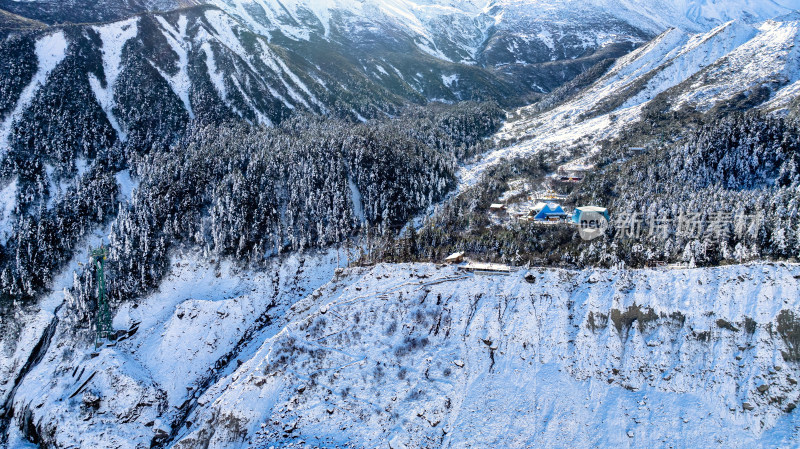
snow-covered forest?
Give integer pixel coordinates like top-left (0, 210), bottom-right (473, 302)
top-left (0, 102), bottom-right (503, 302)
top-left (577, 111), bottom-right (800, 266)
top-left (402, 110), bottom-right (800, 268)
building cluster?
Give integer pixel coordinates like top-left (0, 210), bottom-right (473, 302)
top-left (488, 165), bottom-right (609, 225)
top-left (445, 165), bottom-right (610, 272)
top-left (489, 201), bottom-right (608, 225)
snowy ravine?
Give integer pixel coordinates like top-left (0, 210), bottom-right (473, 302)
top-left (3, 258), bottom-right (800, 448)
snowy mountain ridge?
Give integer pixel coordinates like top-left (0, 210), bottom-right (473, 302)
top-left (4, 0), bottom-right (798, 70)
top-left (600, 0), bottom-right (800, 32)
top-left (463, 12), bottom-right (800, 187)
top-left (197, 0), bottom-right (800, 67)
top-left (3, 253), bottom-right (800, 448)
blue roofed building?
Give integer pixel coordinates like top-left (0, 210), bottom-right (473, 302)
top-left (532, 202), bottom-right (568, 221)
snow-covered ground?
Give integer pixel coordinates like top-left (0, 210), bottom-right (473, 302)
top-left (177, 261), bottom-right (800, 448)
top-left (4, 255), bottom-right (800, 448)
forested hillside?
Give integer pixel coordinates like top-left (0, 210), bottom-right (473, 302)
top-left (383, 109), bottom-right (800, 269)
top-left (0, 3), bottom-right (518, 306)
top-left (575, 111), bottom-right (800, 266)
top-left (0, 102), bottom-right (503, 302)
top-left (0, 5), bottom-right (527, 160)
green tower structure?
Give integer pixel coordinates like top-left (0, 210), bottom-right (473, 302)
top-left (90, 246), bottom-right (113, 349)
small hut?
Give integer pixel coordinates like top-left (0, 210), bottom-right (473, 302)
top-left (489, 203), bottom-right (507, 213)
top-left (445, 251), bottom-right (465, 264)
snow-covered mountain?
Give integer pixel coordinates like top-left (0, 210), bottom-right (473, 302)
top-left (0, 0), bottom-right (193, 25)
top-left (465, 13), bottom-right (800, 186)
top-left (580, 0), bottom-right (800, 32)
top-left (1, 2), bottom-right (800, 448)
top-left (3, 253), bottom-right (799, 448)
top-left (182, 0), bottom-right (800, 70)
top-left (0, 4), bottom-right (527, 160)
top-left (4, 0), bottom-right (799, 71)
top-left (202, 0), bottom-right (648, 67)
top-left (3, 0), bottom-right (795, 137)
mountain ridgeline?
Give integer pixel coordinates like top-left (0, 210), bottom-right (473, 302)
top-left (0, 0), bottom-right (190, 25)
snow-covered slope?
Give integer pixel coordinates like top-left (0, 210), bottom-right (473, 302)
top-left (4, 257), bottom-right (800, 448)
top-left (177, 262), bottom-right (800, 448)
top-left (681, 14), bottom-right (800, 112)
top-left (2, 249), bottom-right (348, 448)
top-left (201, 0), bottom-right (800, 69)
top-left (0, 5), bottom-right (528, 159)
top-left (463, 13), bottom-right (800, 187)
top-left (0, 30), bottom-right (68, 152)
